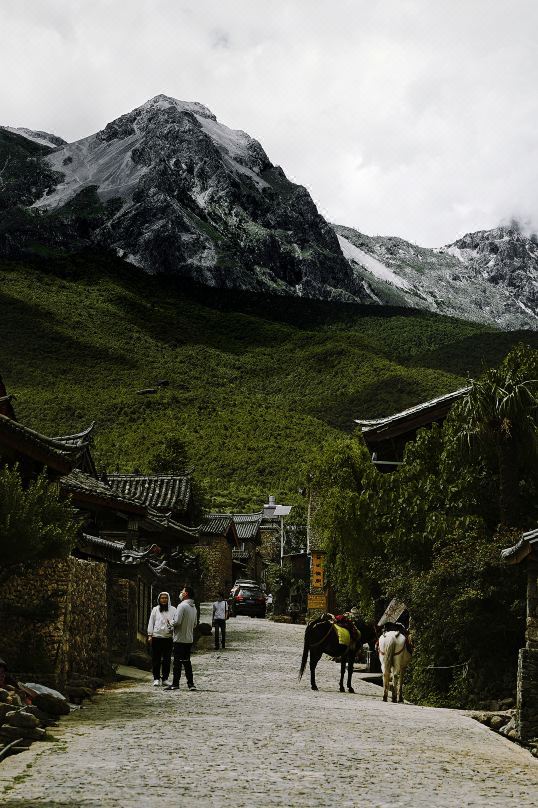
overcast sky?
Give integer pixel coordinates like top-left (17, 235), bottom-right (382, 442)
top-left (2, 0), bottom-right (537, 246)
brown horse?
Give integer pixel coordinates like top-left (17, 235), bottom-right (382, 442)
top-left (299, 617), bottom-right (360, 693)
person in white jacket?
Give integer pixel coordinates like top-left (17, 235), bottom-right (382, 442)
top-left (147, 592), bottom-right (175, 686)
top-left (165, 585), bottom-right (198, 691)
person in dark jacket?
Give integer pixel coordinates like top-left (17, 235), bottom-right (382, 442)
top-left (212, 592), bottom-right (228, 650)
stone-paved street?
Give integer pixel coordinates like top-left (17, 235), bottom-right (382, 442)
top-left (1, 606), bottom-right (537, 807)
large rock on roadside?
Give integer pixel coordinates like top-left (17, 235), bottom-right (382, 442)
top-left (67, 676), bottom-right (105, 689)
top-left (489, 715), bottom-right (510, 731)
top-left (23, 704), bottom-right (57, 726)
top-left (0, 688), bottom-right (22, 706)
top-left (67, 686), bottom-right (94, 703)
top-left (0, 703), bottom-right (15, 722)
top-left (33, 693), bottom-right (70, 716)
top-left (6, 710), bottom-right (40, 729)
top-left (0, 724), bottom-right (46, 741)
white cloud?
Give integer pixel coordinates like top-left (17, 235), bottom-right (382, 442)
top-left (1, 0), bottom-right (537, 245)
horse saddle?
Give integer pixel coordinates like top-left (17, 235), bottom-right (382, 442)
top-left (333, 623), bottom-right (351, 647)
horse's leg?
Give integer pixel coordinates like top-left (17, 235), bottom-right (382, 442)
top-left (347, 650), bottom-right (355, 693)
top-left (398, 663), bottom-right (406, 703)
top-left (382, 666), bottom-right (390, 702)
top-left (392, 669), bottom-right (399, 703)
top-left (339, 657), bottom-right (346, 692)
top-left (310, 649), bottom-right (322, 691)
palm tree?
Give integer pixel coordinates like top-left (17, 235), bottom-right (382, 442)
top-left (455, 345), bottom-right (537, 526)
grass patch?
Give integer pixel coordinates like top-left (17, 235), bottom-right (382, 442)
top-left (1, 249), bottom-right (535, 510)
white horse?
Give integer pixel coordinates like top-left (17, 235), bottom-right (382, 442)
top-left (377, 630), bottom-right (412, 703)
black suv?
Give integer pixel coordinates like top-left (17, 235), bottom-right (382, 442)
top-left (229, 585), bottom-right (266, 618)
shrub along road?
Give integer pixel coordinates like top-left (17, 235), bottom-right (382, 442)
top-left (1, 608), bottom-right (537, 807)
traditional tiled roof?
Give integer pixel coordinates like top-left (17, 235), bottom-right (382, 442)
top-left (0, 414), bottom-right (95, 473)
top-left (355, 386), bottom-right (471, 441)
top-left (233, 513), bottom-right (263, 541)
top-left (200, 514), bottom-right (234, 536)
top-left (53, 423), bottom-right (95, 448)
top-left (143, 507), bottom-right (200, 542)
top-left (200, 512), bottom-right (262, 542)
top-left (501, 528), bottom-right (538, 565)
top-left (78, 534), bottom-right (183, 580)
top-left (60, 469), bottom-right (146, 514)
top-left (0, 395), bottom-right (16, 420)
top-left (78, 533), bottom-right (124, 562)
top-left (0, 376), bottom-right (16, 419)
top-left (107, 474), bottom-right (192, 513)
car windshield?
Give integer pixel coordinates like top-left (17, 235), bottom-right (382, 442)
top-left (239, 588), bottom-right (263, 597)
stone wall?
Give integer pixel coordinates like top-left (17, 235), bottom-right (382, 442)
top-left (0, 557), bottom-right (108, 692)
top-left (196, 538), bottom-right (233, 602)
top-left (107, 574), bottom-right (137, 661)
top-left (516, 647), bottom-right (538, 742)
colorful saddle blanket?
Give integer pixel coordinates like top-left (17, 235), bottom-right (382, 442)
top-left (334, 624), bottom-right (351, 647)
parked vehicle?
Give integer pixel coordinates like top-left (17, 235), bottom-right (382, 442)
top-left (232, 579), bottom-right (257, 590)
top-left (229, 585), bottom-right (266, 618)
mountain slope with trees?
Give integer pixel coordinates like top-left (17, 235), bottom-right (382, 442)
top-left (2, 250), bottom-right (537, 511)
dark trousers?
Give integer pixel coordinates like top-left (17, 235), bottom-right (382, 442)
top-left (214, 618), bottom-right (226, 649)
top-left (151, 637), bottom-right (173, 681)
top-left (172, 642), bottom-right (194, 687)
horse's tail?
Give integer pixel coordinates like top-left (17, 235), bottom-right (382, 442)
top-left (384, 633), bottom-right (397, 671)
top-left (299, 624), bottom-right (311, 680)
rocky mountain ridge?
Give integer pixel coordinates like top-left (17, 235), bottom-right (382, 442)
top-left (0, 96), bottom-right (365, 303)
top-left (334, 223), bottom-right (538, 330)
top-left (1, 95), bottom-right (537, 328)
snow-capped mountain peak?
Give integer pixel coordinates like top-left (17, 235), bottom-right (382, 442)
top-left (333, 223), bottom-right (538, 330)
top-left (5, 96), bottom-right (362, 302)
top-left (1, 126), bottom-right (66, 149)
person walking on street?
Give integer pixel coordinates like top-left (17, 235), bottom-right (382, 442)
top-left (165, 585), bottom-right (198, 691)
top-left (212, 592), bottom-right (228, 650)
top-left (147, 591), bottom-right (175, 686)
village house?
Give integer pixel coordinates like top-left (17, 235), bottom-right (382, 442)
top-left (305, 386), bottom-right (470, 617)
top-left (0, 384), bottom-right (202, 688)
top-left (195, 512), bottom-right (264, 601)
top-left (355, 386), bottom-right (470, 471)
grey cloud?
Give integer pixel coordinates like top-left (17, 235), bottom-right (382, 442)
top-left (1, 0), bottom-right (537, 246)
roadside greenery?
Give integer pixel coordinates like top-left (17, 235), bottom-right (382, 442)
top-left (0, 466), bottom-right (79, 579)
top-left (311, 345), bottom-right (538, 707)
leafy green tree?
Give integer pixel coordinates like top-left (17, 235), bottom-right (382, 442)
top-left (0, 466), bottom-right (79, 578)
top-left (147, 433), bottom-right (207, 523)
top-left (310, 346), bottom-right (537, 705)
top-left (148, 435), bottom-right (190, 474)
top-left (454, 344), bottom-right (538, 526)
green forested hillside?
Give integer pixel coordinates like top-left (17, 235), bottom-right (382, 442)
top-left (2, 250), bottom-right (537, 510)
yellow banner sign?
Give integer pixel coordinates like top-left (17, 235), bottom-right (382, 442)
top-left (308, 593), bottom-right (328, 610)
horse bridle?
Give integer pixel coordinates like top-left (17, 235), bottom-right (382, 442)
top-left (377, 646), bottom-right (405, 657)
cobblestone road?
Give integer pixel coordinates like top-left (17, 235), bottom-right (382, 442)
top-left (1, 606), bottom-right (537, 807)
